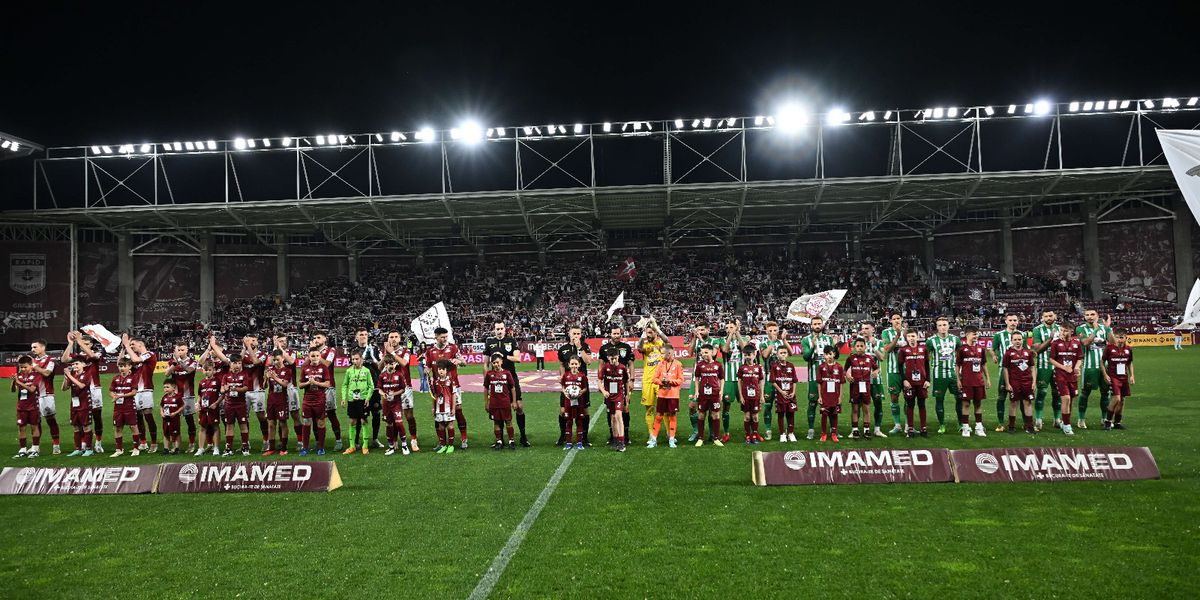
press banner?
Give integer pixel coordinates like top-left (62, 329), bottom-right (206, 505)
top-left (951, 447), bottom-right (1159, 483)
top-left (752, 449), bottom-right (954, 486)
top-left (0, 465), bottom-right (157, 495)
top-left (154, 461), bottom-right (343, 493)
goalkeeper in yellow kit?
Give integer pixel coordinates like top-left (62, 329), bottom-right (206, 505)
top-left (638, 319), bottom-right (667, 439)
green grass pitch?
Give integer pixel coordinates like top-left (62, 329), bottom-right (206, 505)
top-left (1, 347), bottom-right (1197, 599)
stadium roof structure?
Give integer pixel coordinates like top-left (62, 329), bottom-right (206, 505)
top-left (4, 97), bottom-right (1196, 256)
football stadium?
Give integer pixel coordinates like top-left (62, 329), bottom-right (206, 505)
top-left (2, 5), bottom-right (1200, 599)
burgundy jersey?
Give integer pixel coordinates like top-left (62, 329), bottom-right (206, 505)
top-left (598, 362), bottom-right (630, 401)
top-left (816, 362), bottom-right (844, 404)
top-left (693, 360), bottom-right (724, 400)
top-left (300, 364), bottom-right (332, 406)
top-left (1102, 344), bottom-right (1134, 381)
top-left (318, 346), bottom-right (338, 387)
top-left (385, 347), bottom-right (413, 387)
top-left (241, 350), bottom-right (268, 391)
top-left (265, 365), bottom-right (294, 400)
top-left (32, 354), bottom-right (56, 393)
top-left (560, 371), bottom-right (587, 402)
top-left (222, 371), bottom-right (250, 407)
top-left (769, 361), bottom-right (798, 398)
top-left (132, 351), bottom-right (157, 391)
top-left (1002, 347), bottom-right (1035, 388)
top-left (160, 391), bottom-right (183, 416)
top-left (65, 372), bottom-right (90, 410)
top-left (14, 372), bottom-right (41, 411)
top-left (957, 345), bottom-right (987, 387)
top-left (430, 374), bottom-right (456, 413)
top-left (483, 369), bottom-right (516, 409)
top-left (67, 351), bottom-right (102, 386)
top-left (844, 354), bottom-right (876, 383)
top-left (1050, 339), bottom-right (1083, 381)
top-left (198, 375), bottom-right (221, 410)
top-left (737, 363), bottom-right (764, 402)
top-left (166, 357), bottom-right (200, 397)
top-left (425, 343), bottom-right (461, 386)
top-left (109, 374), bottom-right (137, 413)
top-left (378, 370), bottom-right (408, 401)
top-left (898, 344), bottom-right (928, 384)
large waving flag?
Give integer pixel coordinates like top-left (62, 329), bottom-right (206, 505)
top-left (786, 289), bottom-right (847, 323)
top-left (1157, 130), bottom-right (1200, 226)
top-left (1181, 280), bottom-right (1200, 328)
top-left (410, 302), bottom-right (455, 344)
top-left (81, 323), bottom-right (122, 353)
top-left (606, 292), bottom-right (625, 319)
top-left (615, 256), bottom-right (637, 282)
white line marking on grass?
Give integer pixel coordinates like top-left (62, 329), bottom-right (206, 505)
top-left (468, 409), bottom-right (607, 600)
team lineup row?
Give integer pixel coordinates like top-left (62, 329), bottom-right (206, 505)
top-left (7, 309), bottom-right (1135, 458)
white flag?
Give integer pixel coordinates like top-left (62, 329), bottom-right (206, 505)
top-left (1157, 129), bottom-right (1200, 226)
top-left (410, 302), bottom-right (455, 345)
top-left (606, 292), bottom-right (625, 319)
top-left (81, 323), bottom-right (122, 353)
top-left (786, 289), bottom-right (847, 323)
top-left (1181, 279), bottom-right (1200, 327)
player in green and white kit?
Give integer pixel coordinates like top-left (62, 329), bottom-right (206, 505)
top-left (925, 317), bottom-right (962, 434)
top-left (1030, 310), bottom-right (1063, 430)
top-left (879, 313), bottom-right (908, 435)
top-left (988, 314), bottom-right (1023, 432)
top-left (858, 322), bottom-right (889, 438)
top-left (757, 321), bottom-right (789, 440)
top-left (687, 324), bottom-right (715, 442)
top-left (800, 316), bottom-right (838, 440)
top-left (720, 321), bottom-right (750, 441)
top-left (1075, 310), bottom-right (1113, 429)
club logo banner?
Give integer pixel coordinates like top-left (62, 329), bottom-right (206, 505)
top-left (752, 449), bottom-right (954, 486)
top-left (952, 447), bottom-right (1159, 483)
top-left (155, 461), bottom-right (343, 493)
top-left (9, 253), bottom-right (46, 296)
top-left (0, 465), bottom-right (157, 495)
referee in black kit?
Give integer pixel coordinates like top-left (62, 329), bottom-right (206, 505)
top-left (353, 327), bottom-right (385, 448)
top-left (598, 325), bottom-right (635, 446)
top-left (484, 321), bottom-right (530, 446)
top-left (557, 325), bottom-right (592, 447)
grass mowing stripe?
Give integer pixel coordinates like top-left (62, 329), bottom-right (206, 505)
top-left (468, 409), bottom-right (606, 600)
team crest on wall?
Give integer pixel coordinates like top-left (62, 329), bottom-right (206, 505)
top-left (9, 253), bottom-right (46, 296)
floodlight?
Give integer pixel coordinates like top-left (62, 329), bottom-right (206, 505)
top-left (91, 146), bottom-right (101, 154)
top-left (139, 144), bottom-right (151, 153)
top-left (602, 122), bottom-right (612, 132)
top-left (1142, 99), bottom-right (1154, 109)
top-left (338, 135), bottom-right (348, 144)
top-left (207, 140), bottom-right (217, 150)
top-left (1069, 102), bottom-right (1080, 112)
top-left (1007, 104), bottom-right (1017, 114)
top-left (417, 128), bottom-right (434, 141)
top-left (701, 117), bottom-right (711, 128)
top-left (247, 138), bottom-right (257, 148)
top-left (674, 119), bottom-right (684, 128)
top-left (1082, 101), bottom-right (1093, 111)
top-left (315, 135), bottom-right (326, 145)
top-left (691, 119), bottom-right (700, 128)
top-left (883, 110), bottom-right (893, 119)
top-left (753, 116), bottom-right (764, 126)
top-left (574, 123), bottom-right (584, 134)
top-left (522, 126), bottom-right (533, 136)
top-left (8, 142), bottom-right (17, 152)
top-left (1119, 100), bottom-right (1131, 109)
top-left (184, 142), bottom-right (196, 151)
top-left (375, 133), bottom-right (383, 142)
top-left (725, 118), bottom-right (737, 127)
top-left (1107, 100), bottom-right (1117, 110)
top-left (775, 104), bottom-right (806, 132)
top-left (496, 127), bottom-right (506, 137)
top-left (1189, 97), bottom-right (1199, 106)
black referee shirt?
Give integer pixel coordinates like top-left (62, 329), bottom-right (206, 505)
top-left (484, 336), bottom-right (520, 373)
top-left (558, 342), bottom-right (590, 374)
top-left (597, 341), bottom-right (635, 366)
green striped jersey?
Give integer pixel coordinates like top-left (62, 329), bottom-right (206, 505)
top-left (863, 338), bottom-right (884, 384)
top-left (925, 334), bottom-right (961, 380)
top-left (801, 333), bottom-right (836, 378)
top-left (722, 336), bottom-right (749, 379)
top-left (758, 338), bottom-right (787, 381)
top-left (1031, 323), bottom-right (1062, 369)
top-left (880, 328), bottom-right (904, 374)
top-left (991, 329), bottom-right (1024, 357)
top-left (1076, 323), bottom-right (1113, 369)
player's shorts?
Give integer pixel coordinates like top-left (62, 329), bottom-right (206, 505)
top-left (722, 380), bottom-right (739, 402)
top-left (776, 397), bottom-right (797, 413)
top-left (695, 396), bottom-right (722, 413)
top-left (1054, 378), bottom-right (1078, 398)
top-left (849, 390), bottom-right (872, 405)
top-left (489, 405), bottom-right (513, 422)
top-left (325, 388), bottom-right (337, 411)
top-left (562, 404), bottom-right (583, 420)
top-left (1009, 386), bottom-right (1034, 402)
top-left (394, 388), bottom-right (414, 410)
top-left (1109, 379), bottom-right (1131, 398)
top-left (960, 385), bottom-right (987, 401)
top-left (182, 395), bottom-right (197, 416)
top-left (932, 378), bottom-right (959, 396)
top-left (820, 402), bottom-right (842, 415)
top-left (887, 372), bottom-right (903, 396)
top-left (454, 387), bottom-right (463, 405)
top-left (1036, 367), bottom-right (1054, 387)
top-left (69, 406), bottom-right (92, 427)
top-left (384, 399), bottom-right (403, 423)
top-left (286, 386), bottom-right (300, 411)
top-left (347, 400), bottom-right (366, 419)
top-left (740, 396), bottom-right (760, 412)
top-left (15, 407), bottom-right (37, 427)
top-left (605, 395), bottom-right (627, 413)
top-left (246, 390), bottom-right (266, 413)
top-left (903, 385), bottom-right (928, 401)
top-left (162, 415), bottom-right (180, 437)
top-left (434, 410), bottom-right (455, 423)
top-left (112, 410), bottom-right (137, 428)
top-left (89, 385), bottom-right (103, 409)
top-left (302, 403), bottom-right (325, 422)
top-left (655, 397), bottom-right (679, 414)
top-left (871, 382), bottom-right (885, 400)
top-left (39, 394), bottom-right (57, 417)
top-left (199, 407), bottom-right (220, 428)
top-left (847, 380), bottom-right (872, 404)
top-left (134, 390), bottom-right (154, 411)
top-left (267, 395), bottom-right (289, 420)
top-left (223, 401), bottom-right (248, 424)
top-left (641, 380), bottom-right (659, 406)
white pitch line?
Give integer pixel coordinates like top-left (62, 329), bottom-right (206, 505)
top-left (467, 409), bottom-right (607, 600)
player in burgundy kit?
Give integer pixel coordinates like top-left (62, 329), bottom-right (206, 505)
top-left (196, 360), bottom-right (223, 456)
top-left (425, 327), bottom-right (468, 449)
top-left (1002, 331), bottom-right (1037, 434)
top-left (273, 333), bottom-right (304, 447)
top-left (121, 333), bottom-right (158, 452)
top-left (29, 340), bottom-right (62, 454)
top-left (898, 330), bottom-right (931, 438)
top-left (483, 354), bottom-right (518, 450)
top-left (1102, 328), bottom-right (1135, 430)
top-left (299, 349), bottom-right (333, 456)
top-left (383, 331), bottom-right (419, 452)
top-left (769, 346), bottom-right (798, 443)
top-left (816, 347), bottom-right (844, 442)
top-left (62, 359), bottom-right (96, 456)
top-left (955, 326), bottom-right (990, 437)
top-left (12, 356), bottom-right (44, 458)
top-left (63, 331), bottom-right (105, 452)
top-left (1048, 325), bottom-right (1083, 435)
top-left (310, 332), bottom-right (344, 451)
top-left (241, 335), bottom-right (270, 451)
top-left (560, 357), bottom-right (589, 450)
top-left (159, 381), bottom-right (185, 454)
top-left (844, 338), bottom-right (879, 439)
top-left (165, 342), bottom-right (200, 453)
top-left (221, 358), bottom-right (252, 455)
top-left (429, 359), bottom-right (459, 454)
top-left (598, 349), bottom-right (632, 452)
top-left (264, 350), bottom-right (294, 455)
top-left (736, 344), bottom-right (765, 443)
top-left (108, 359), bottom-right (143, 457)
top-left (693, 345), bottom-right (725, 447)
top-left (377, 354), bottom-right (411, 455)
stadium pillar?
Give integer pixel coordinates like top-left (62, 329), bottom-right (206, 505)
top-left (1083, 198), bottom-right (1103, 301)
top-left (348, 252), bottom-right (359, 284)
top-left (538, 249), bottom-right (547, 268)
top-left (1000, 218), bottom-right (1014, 281)
top-left (276, 242), bottom-right (288, 299)
top-left (199, 235), bottom-right (214, 323)
top-left (1174, 194), bottom-right (1195, 309)
top-left (851, 234), bottom-right (862, 262)
top-left (923, 234), bottom-right (935, 278)
top-left (117, 234), bottom-right (134, 330)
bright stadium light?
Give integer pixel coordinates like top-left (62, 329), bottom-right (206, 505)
top-left (573, 123), bottom-right (584, 134)
top-left (933, 107), bottom-right (945, 119)
top-left (522, 126), bottom-right (533, 136)
top-left (206, 140), bottom-right (217, 150)
top-left (1163, 97), bottom-right (1180, 108)
top-left (883, 110), bottom-right (894, 119)
top-left (775, 104), bottom-right (807, 132)
top-left (315, 135), bottom-right (326, 145)
top-left (495, 127), bottom-right (506, 137)
top-left (674, 118), bottom-right (684, 129)
top-left (139, 143), bottom-right (151, 153)
top-left (338, 135), bottom-right (348, 144)
top-left (184, 142), bottom-right (196, 151)
top-left (1120, 100), bottom-right (1131, 109)
top-left (1034, 100), bottom-right (1051, 115)
top-left (766, 116), bottom-right (775, 125)
top-left (91, 145), bottom-right (101, 154)
top-left (234, 138), bottom-right (247, 150)
top-left (8, 142), bottom-right (17, 152)
top-left (1142, 99), bottom-right (1155, 109)
top-left (691, 119), bottom-right (700, 128)
top-left (1082, 101), bottom-right (1093, 111)
top-left (826, 108), bottom-right (850, 125)
top-left (460, 121), bottom-right (483, 143)
top-left (388, 132), bottom-right (400, 142)
top-left (753, 115), bottom-right (765, 126)
top-left (1107, 100), bottom-right (1117, 110)
top-left (1007, 104), bottom-right (1017, 115)
top-left (247, 138), bottom-right (257, 148)
top-left (948, 107), bottom-right (959, 118)
top-left (602, 122), bottom-right (612, 132)
top-left (725, 117), bottom-right (737, 127)
top-left (374, 133), bottom-right (383, 142)
top-left (417, 128), bottom-right (434, 141)
top-left (1069, 101), bottom-right (1080, 112)
top-left (1, 141), bottom-right (10, 149)
top-left (281, 136), bottom-right (292, 146)
top-left (702, 117), bottom-right (712, 128)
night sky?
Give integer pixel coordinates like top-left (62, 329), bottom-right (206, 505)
top-left (2, 1), bottom-right (1197, 210)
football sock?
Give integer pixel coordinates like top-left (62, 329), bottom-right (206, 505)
top-left (873, 397), bottom-right (884, 427)
top-left (371, 410), bottom-right (381, 442)
top-left (667, 416), bottom-right (677, 438)
top-left (559, 415), bottom-right (567, 437)
top-left (891, 400), bottom-right (903, 428)
top-left (722, 407), bottom-right (730, 433)
top-left (136, 413), bottom-right (146, 439)
top-left (651, 415), bottom-right (663, 438)
top-left (960, 412), bottom-right (969, 425)
top-left (975, 412), bottom-right (984, 425)
top-left (564, 417), bottom-right (573, 441)
top-left (44, 416), bottom-right (59, 445)
top-left (84, 430), bottom-right (93, 447)
top-left (644, 406), bottom-right (655, 432)
top-left (605, 412), bottom-right (614, 440)
top-left (226, 432), bottom-right (234, 448)
top-left (751, 415), bottom-right (759, 436)
top-left (240, 430), bottom-right (249, 446)
top-left (1008, 415), bottom-right (1017, 430)
top-left (407, 415), bottom-right (418, 439)
top-left (576, 415), bottom-right (587, 442)
top-left (905, 401), bottom-right (914, 428)
top-left (114, 436), bottom-right (122, 451)
top-left (996, 396), bottom-right (1006, 423)
top-left (73, 430), bottom-right (81, 449)
top-left (830, 413), bottom-right (839, 433)
top-left (315, 425), bottom-right (326, 449)
top-left (1115, 409), bottom-right (1123, 425)
top-left (710, 416), bottom-right (720, 438)
top-left (259, 418), bottom-right (269, 443)
top-left (786, 412), bottom-right (795, 434)
top-left (455, 409), bottom-right (467, 440)
top-left (185, 414), bottom-right (196, 445)
top-left (689, 412), bottom-right (699, 434)
top-left (917, 400), bottom-right (927, 429)
top-left (1098, 386), bottom-right (1111, 419)
top-left (437, 427), bottom-right (446, 446)
top-left (302, 423), bottom-right (312, 448)
top-left (143, 414), bottom-right (157, 444)
top-left (1063, 411), bottom-right (1072, 426)
top-left (697, 415), bottom-right (706, 439)
top-left (1052, 393), bottom-right (1062, 420)
top-left (91, 408), bottom-right (104, 441)
top-left (1078, 387), bottom-right (1091, 420)
top-left (935, 393), bottom-right (946, 425)
top-left (506, 424), bottom-right (514, 441)
top-left (1023, 415), bottom-right (1033, 430)
top-left (763, 401), bottom-right (773, 429)
top-left (622, 412), bottom-right (630, 438)
top-left (743, 421), bottom-right (751, 437)
top-left (327, 411), bottom-right (341, 440)
top-left (806, 401), bottom-right (816, 430)
top-left (820, 413), bottom-right (828, 436)
top-left (1034, 387), bottom-right (1045, 420)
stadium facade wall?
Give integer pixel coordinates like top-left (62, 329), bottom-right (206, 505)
top-left (0, 241), bottom-right (72, 344)
top-left (133, 252), bottom-right (199, 323)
